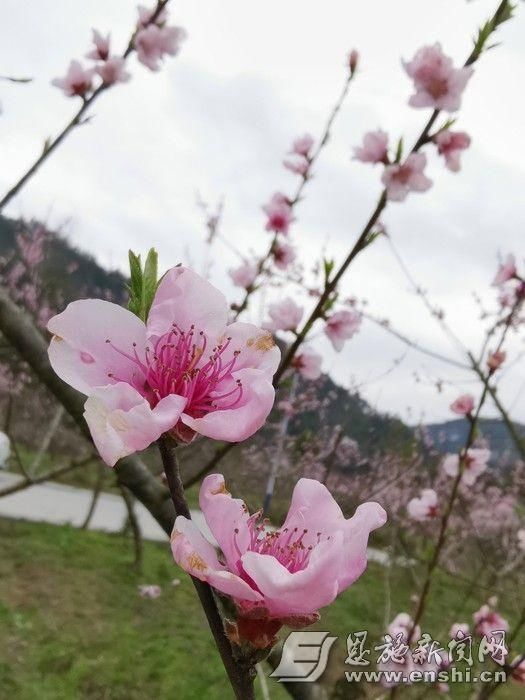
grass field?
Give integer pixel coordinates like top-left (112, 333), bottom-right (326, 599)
top-left (0, 518), bottom-right (523, 699)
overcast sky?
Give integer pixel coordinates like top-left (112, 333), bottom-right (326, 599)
top-left (1, 0), bottom-right (524, 426)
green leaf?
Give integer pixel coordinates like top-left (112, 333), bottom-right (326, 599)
top-left (127, 248), bottom-right (160, 322)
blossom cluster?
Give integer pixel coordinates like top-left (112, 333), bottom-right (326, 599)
top-left (353, 43), bottom-right (473, 201)
top-left (52, 4), bottom-right (186, 98)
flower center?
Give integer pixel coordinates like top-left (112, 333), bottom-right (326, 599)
top-left (106, 324), bottom-right (243, 419)
top-left (426, 76), bottom-right (448, 99)
top-left (235, 513), bottom-right (325, 575)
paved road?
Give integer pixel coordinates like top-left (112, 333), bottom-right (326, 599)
top-left (0, 471), bottom-right (388, 564)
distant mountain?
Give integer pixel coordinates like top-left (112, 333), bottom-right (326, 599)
top-left (425, 418), bottom-right (525, 467)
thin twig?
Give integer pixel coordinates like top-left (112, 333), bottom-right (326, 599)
top-left (0, 0), bottom-right (172, 211)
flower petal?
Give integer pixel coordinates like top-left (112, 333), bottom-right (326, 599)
top-left (220, 322), bottom-right (281, 378)
top-left (47, 299), bottom-right (147, 395)
top-left (199, 474), bottom-right (251, 572)
top-left (147, 266), bottom-right (229, 339)
top-left (282, 478), bottom-right (345, 546)
top-left (338, 502), bottom-right (387, 590)
top-left (181, 368), bottom-right (275, 442)
top-left (171, 516), bottom-right (262, 602)
top-left (241, 533), bottom-right (343, 617)
top-left (84, 383), bottom-right (186, 466)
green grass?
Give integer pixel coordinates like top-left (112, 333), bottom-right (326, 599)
top-left (0, 518), bottom-right (522, 699)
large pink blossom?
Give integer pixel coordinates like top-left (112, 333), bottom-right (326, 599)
top-left (171, 474), bottom-right (386, 644)
top-left (473, 603), bottom-right (509, 637)
top-left (492, 254), bottom-right (517, 287)
top-left (135, 24), bottom-right (187, 71)
top-left (442, 448), bottom-right (490, 486)
top-left (96, 57), bottom-right (131, 86)
top-left (403, 43), bottom-right (473, 112)
top-left (324, 310), bottom-right (361, 352)
top-left (407, 489), bottom-right (438, 521)
top-left (450, 393), bottom-right (474, 416)
top-left (272, 241), bottom-right (296, 270)
top-left (52, 61), bottom-right (94, 97)
top-left (263, 193), bottom-right (295, 235)
top-left (434, 130), bottom-right (471, 172)
top-left (265, 297), bottom-right (303, 332)
top-left (353, 130), bottom-right (389, 164)
top-left (292, 347), bottom-right (323, 380)
top-left (229, 261), bottom-right (258, 289)
top-left (382, 153), bottom-right (432, 202)
top-left (47, 267), bottom-right (280, 465)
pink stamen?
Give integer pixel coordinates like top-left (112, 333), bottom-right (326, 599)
top-left (106, 324), bottom-right (243, 420)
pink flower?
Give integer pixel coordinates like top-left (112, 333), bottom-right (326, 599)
top-left (434, 130), bottom-right (471, 172)
top-left (171, 474), bottom-right (386, 645)
top-left (517, 529), bottom-right (525, 551)
top-left (47, 267), bottom-right (280, 465)
top-left (135, 24), bottom-right (187, 71)
top-left (403, 43), bottom-right (473, 112)
top-left (492, 254), bottom-right (517, 287)
top-left (388, 613), bottom-right (421, 643)
top-left (487, 350), bottom-right (506, 372)
top-left (324, 310), bottom-right (361, 352)
top-left (450, 393), bottom-right (475, 416)
top-left (291, 134), bottom-right (314, 158)
top-left (272, 241), bottom-right (296, 270)
top-left (473, 603), bottom-right (509, 637)
top-left (96, 57), bottom-right (131, 86)
top-left (442, 448), bottom-right (490, 486)
top-left (407, 489), bottom-right (438, 521)
top-left (137, 4), bottom-right (168, 28)
top-left (283, 157), bottom-right (309, 176)
top-left (264, 297), bottom-right (303, 332)
top-left (348, 49), bottom-right (359, 74)
top-left (450, 622), bottom-right (470, 639)
top-left (292, 347), bottom-right (323, 380)
top-left (86, 29), bottom-right (111, 61)
top-left (138, 584), bottom-right (161, 598)
top-left (263, 193), bottom-right (295, 235)
top-left (382, 153), bottom-right (432, 202)
top-left (229, 261), bottom-right (258, 289)
top-left (52, 61), bottom-right (94, 97)
top-left (353, 130), bottom-right (389, 164)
